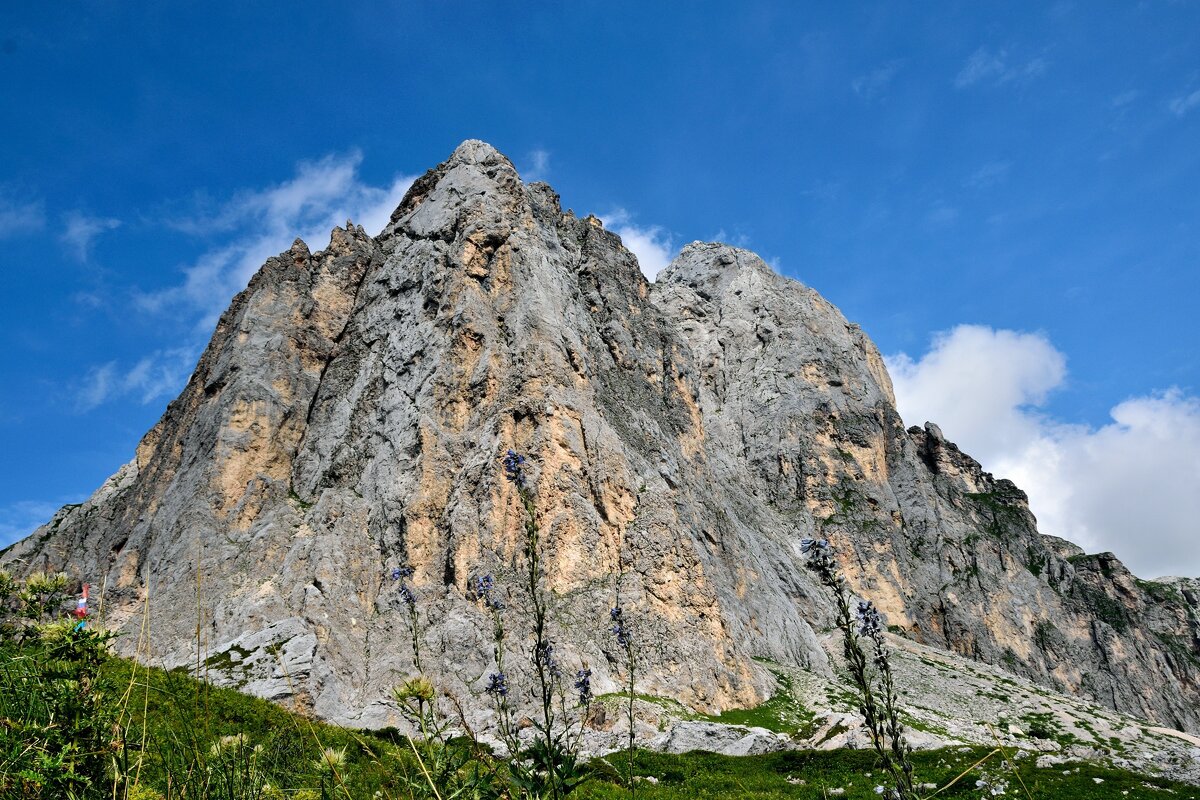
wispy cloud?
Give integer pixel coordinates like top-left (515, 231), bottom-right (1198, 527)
top-left (964, 160), bottom-right (1012, 189)
top-left (887, 325), bottom-right (1200, 578)
top-left (1168, 87), bottom-right (1200, 116)
top-left (0, 188), bottom-right (45, 239)
top-left (711, 228), bottom-right (751, 248)
top-left (601, 209), bottom-right (677, 282)
top-left (0, 499), bottom-right (69, 548)
top-left (1111, 89), bottom-right (1139, 108)
top-left (75, 346), bottom-right (198, 412)
top-left (955, 47), bottom-right (1047, 89)
top-left (522, 149), bottom-right (551, 182)
top-left (852, 60), bottom-right (903, 99)
top-left (61, 211), bottom-right (120, 262)
top-left (141, 151), bottom-right (415, 322)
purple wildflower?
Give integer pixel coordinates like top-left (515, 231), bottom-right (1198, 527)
top-left (800, 536), bottom-right (838, 581)
top-left (610, 606), bottom-right (630, 647)
top-left (485, 672), bottom-right (508, 698)
top-left (502, 449), bottom-right (527, 488)
top-left (471, 573), bottom-right (505, 611)
top-left (537, 641), bottom-right (561, 678)
top-left (574, 668), bottom-right (593, 707)
top-left (856, 599), bottom-right (883, 638)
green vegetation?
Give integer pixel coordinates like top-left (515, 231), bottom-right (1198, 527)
top-left (1020, 712), bottom-right (1080, 748)
top-left (1, 571), bottom-right (115, 799)
top-left (1025, 547), bottom-right (1047, 577)
top-left (3, 616), bottom-right (1199, 798)
top-left (1073, 585), bottom-right (1130, 633)
top-left (580, 748), bottom-right (1200, 799)
top-left (702, 670), bottom-right (818, 738)
top-left (1153, 631), bottom-right (1200, 667)
top-left (287, 488), bottom-right (314, 510)
top-left (1032, 620), bottom-right (1060, 652)
top-left (1136, 578), bottom-right (1185, 605)
top-left (964, 491), bottom-right (1025, 540)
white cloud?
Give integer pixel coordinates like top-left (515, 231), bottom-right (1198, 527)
top-left (886, 325), bottom-right (1200, 579)
top-left (0, 499), bottom-right (68, 548)
top-left (75, 153), bottom-right (415, 412)
top-left (0, 189), bottom-right (45, 238)
top-left (523, 149), bottom-right (551, 182)
top-left (76, 347), bottom-right (197, 412)
top-left (1169, 88), bottom-right (1200, 116)
top-left (853, 60), bottom-right (903, 99)
top-left (77, 362), bottom-right (117, 412)
top-left (955, 47), bottom-right (1046, 89)
top-left (142, 151), bottom-right (415, 321)
top-left (61, 211), bottom-right (121, 262)
top-left (602, 208), bottom-right (677, 281)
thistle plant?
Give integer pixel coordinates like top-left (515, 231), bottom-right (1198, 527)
top-left (801, 537), bottom-right (917, 800)
top-left (206, 733), bottom-right (271, 800)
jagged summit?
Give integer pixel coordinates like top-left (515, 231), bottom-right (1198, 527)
top-left (3, 141), bottom-right (1197, 736)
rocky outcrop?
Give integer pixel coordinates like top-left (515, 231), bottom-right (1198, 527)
top-left (3, 140), bottom-right (1197, 735)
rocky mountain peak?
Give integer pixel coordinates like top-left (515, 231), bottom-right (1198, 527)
top-left (449, 138), bottom-right (510, 166)
top-left (659, 241), bottom-right (778, 295)
top-left (4, 140), bottom-right (1197, 737)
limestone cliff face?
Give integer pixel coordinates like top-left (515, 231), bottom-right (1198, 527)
top-left (4, 141), bottom-right (1197, 733)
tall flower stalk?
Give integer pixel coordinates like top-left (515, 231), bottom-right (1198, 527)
top-left (801, 537), bottom-right (917, 800)
top-left (391, 564), bottom-right (502, 799)
top-left (392, 565), bottom-right (420, 673)
top-left (500, 449), bottom-right (590, 799)
top-left (474, 572), bottom-right (519, 753)
top-left (610, 601), bottom-right (636, 799)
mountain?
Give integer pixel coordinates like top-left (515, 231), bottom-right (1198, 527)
top-left (4, 140), bottom-right (1198, 738)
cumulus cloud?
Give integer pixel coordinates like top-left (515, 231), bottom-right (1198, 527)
top-left (886, 325), bottom-right (1200, 578)
top-left (955, 47), bottom-right (1046, 89)
top-left (76, 346), bottom-right (198, 412)
top-left (61, 211), bottom-right (121, 262)
top-left (0, 189), bottom-right (45, 238)
top-left (602, 209), bottom-right (677, 281)
top-left (142, 151), bottom-right (415, 321)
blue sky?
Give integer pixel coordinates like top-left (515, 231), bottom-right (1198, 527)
top-left (1, 2), bottom-right (1198, 576)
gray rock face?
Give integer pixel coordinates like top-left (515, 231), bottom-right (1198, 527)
top-left (3, 140), bottom-right (1198, 735)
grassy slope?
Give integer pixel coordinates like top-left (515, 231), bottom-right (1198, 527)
top-left (100, 656), bottom-right (1199, 800)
